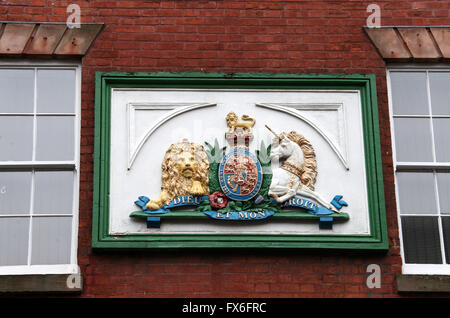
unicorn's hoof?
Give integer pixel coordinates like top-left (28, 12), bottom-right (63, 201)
top-left (330, 195), bottom-right (348, 211)
top-left (269, 193), bottom-right (279, 200)
top-left (328, 204), bottom-right (340, 214)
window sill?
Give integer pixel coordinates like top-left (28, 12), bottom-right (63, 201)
top-left (0, 273), bottom-right (82, 294)
top-left (396, 274), bottom-right (450, 292)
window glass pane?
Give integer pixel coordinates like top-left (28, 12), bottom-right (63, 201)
top-left (433, 118), bottom-right (450, 162)
top-left (35, 116), bottom-right (74, 161)
top-left (0, 217), bottom-right (29, 266)
top-left (393, 118), bottom-right (433, 162)
top-left (401, 216), bottom-right (442, 264)
top-left (34, 171), bottom-right (73, 214)
top-left (30, 216), bottom-right (72, 265)
top-left (0, 116), bottom-right (33, 161)
top-left (0, 171), bottom-right (32, 215)
top-left (442, 217), bottom-right (450, 264)
top-left (396, 172), bottom-right (437, 214)
top-left (437, 172), bottom-right (450, 214)
top-left (390, 71), bottom-right (429, 115)
top-left (0, 69), bottom-right (34, 113)
top-left (429, 72), bottom-right (450, 116)
top-left (37, 69), bottom-right (76, 113)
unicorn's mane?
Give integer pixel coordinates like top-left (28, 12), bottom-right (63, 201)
top-left (286, 131), bottom-right (317, 190)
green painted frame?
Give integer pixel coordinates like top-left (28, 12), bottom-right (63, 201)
top-left (92, 72), bottom-right (388, 250)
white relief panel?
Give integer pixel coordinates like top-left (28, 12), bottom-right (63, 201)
top-left (109, 89), bottom-right (369, 236)
top-left (127, 102), bottom-right (216, 170)
top-left (256, 103), bottom-right (349, 170)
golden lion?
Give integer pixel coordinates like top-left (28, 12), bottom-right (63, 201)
top-left (226, 112), bottom-right (255, 134)
top-left (145, 139), bottom-right (210, 211)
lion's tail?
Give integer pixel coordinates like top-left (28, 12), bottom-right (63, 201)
top-left (242, 114), bottom-right (255, 125)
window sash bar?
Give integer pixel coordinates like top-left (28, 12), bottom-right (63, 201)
top-left (428, 70), bottom-right (448, 265)
top-left (393, 114), bottom-right (450, 118)
top-left (0, 214), bottom-right (74, 218)
top-left (395, 162), bottom-right (450, 171)
top-left (399, 213), bottom-right (450, 217)
top-left (0, 113), bottom-right (76, 116)
top-left (0, 161), bottom-right (76, 169)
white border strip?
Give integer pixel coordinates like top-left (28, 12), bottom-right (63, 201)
top-left (0, 264), bottom-right (80, 276)
top-left (402, 264), bottom-right (450, 275)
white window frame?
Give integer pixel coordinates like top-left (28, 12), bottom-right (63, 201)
top-left (387, 64), bottom-right (450, 275)
top-left (0, 60), bottom-right (81, 275)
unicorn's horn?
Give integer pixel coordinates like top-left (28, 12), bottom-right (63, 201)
top-left (265, 125), bottom-right (282, 140)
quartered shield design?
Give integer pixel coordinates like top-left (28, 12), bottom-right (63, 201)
top-left (218, 148), bottom-right (263, 201)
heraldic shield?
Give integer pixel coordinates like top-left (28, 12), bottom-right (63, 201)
top-left (218, 149), bottom-right (263, 202)
top-left (131, 112), bottom-right (349, 229)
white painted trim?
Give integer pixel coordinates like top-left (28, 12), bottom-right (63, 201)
top-left (387, 67), bottom-right (450, 275)
top-left (256, 102), bottom-right (349, 170)
top-left (0, 214), bottom-right (73, 218)
top-left (127, 102), bottom-right (217, 170)
top-left (71, 64), bottom-right (81, 268)
top-left (0, 113), bottom-right (76, 116)
top-left (396, 162), bottom-right (450, 170)
top-left (0, 161), bottom-right (76, 169)
top-left (0, 59), bottom-right (80, 67)
top-left (27, 171), bottom-right (35, 267)
top-left (0, 61), bottom-right (81, 275)
top-left (398, 213), bottom-right (446, 217)
top-left (387, 69), bottom-right (408, 272)
top-left (393, 114), bottom-right (450, 118)
top-left (113, 88), bottom-right (360, 93)
top-left (425, 70), bottom-right (448, 265)
top-left (425, 71), bottom-right (438, 163)
top-left (387, 63), bottom-right (450, 70)
top-left (0, 264), bottom-right (80, 276)
top-left (402, 264), bottom-right (450, 275)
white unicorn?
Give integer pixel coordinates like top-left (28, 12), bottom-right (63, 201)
top-left (266, 125), bottom-right (338, 212)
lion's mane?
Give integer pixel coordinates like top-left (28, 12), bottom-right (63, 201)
top-left (226, 112), bottom-right (238, 128)
top-left (160, 140), bottom-right (210, 205)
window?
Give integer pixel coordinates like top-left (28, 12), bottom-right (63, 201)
top-left (388, 67), bottom-right (450, 274)
top-left (0, 62), bottom-right (80, 275)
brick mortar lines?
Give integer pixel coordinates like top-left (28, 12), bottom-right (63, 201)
top-left (2, 0), bottom-right (447, 297)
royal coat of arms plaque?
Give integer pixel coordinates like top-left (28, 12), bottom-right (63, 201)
top-left (132, 111), bottom-right (348, 229)
top-left (94, 73), bottom-right (388, 249)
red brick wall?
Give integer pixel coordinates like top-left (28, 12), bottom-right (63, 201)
top-left (2, 0), bottom-right (449, 297)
